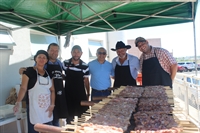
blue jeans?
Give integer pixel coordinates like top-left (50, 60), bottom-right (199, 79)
top-left (27, 104), bottom-right (52, 133)
top-left (52, 117), bottom-right (59, 126)
top-left (91, 89), bottom-right (111, 101)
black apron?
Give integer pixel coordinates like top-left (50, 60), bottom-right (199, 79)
top-left (113, 60), bottom-right (136, 87)
top-left (142, 52), bottom-right (172, 88)
top-left (46, 63), bottom-right (68, 119)
top-left (64, 59), bottom-right (88, 123)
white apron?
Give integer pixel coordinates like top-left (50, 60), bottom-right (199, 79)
top-left (28, 69), bottom-right (53, 124)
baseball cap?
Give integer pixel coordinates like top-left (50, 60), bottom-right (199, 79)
top-left (135, 37), bottom-right (147, 47)
top-left (71, 45), bottom-right (82, 52)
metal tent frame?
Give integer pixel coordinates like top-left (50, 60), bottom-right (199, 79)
top-left (0, 0), bottom-right (199, 74)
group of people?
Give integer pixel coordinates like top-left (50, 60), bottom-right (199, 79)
top-left (13, 37), bottom-right (177, 133)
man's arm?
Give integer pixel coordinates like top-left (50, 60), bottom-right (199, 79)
top-left (46, 79), bottom-right (55, 117)
top-left (139, 55), bottom-right (143, 73)
top-left (111, 58), bottom-right (116, 79)
top-left (19, 67), bottom-right (27, 75)
top-left (170, 63), bottom-right (178, 81)
top-left (84, 77), bottom-right (90, 95)
top-left (84, 77), bottom-right (90, 101)
top-left (19, 62), bottom-right (36, 74)
top-left (135, 57), bottom-right (140, 72)
top-left (50, 79), bottom-right (55, 106)
top-left (160, 48), bottom-right (177, 81)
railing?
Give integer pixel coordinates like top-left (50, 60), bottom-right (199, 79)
top-left (173, 73), bottom-right (200, 128)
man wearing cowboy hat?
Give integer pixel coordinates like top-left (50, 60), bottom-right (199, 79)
top-left (111, 41), bottom-right (140, 88)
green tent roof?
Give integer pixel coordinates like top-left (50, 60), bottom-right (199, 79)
top-left (0, 0), bottom-right (198, 35)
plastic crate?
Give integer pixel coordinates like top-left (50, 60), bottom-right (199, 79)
top-left (0, 104), bottom-right (15, 120)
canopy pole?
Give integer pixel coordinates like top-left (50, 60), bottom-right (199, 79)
top-left (58, 35), bottom-right (62, 60)
top-left (192, 2), bottom-right (197, 76)
top-left (57, 23), bottom-right (62, 61)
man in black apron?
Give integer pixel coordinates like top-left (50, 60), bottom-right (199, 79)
top-left (135, 37), bottom-right (177, 88)
top-left (63, 45), bottom-right (90, 124)
top-left (19, 43), bottom-right (68, 126)
top-left (46, 63), bottom-right (68, 126)
top-left (111, 41), bottom-right (140, 88)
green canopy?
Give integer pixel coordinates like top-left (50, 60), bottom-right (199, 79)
top-left (0, 0), bottom-right (198, 36)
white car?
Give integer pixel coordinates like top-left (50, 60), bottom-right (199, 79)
top-left (194, 63), bottom-right (200, 71)
top-left (178, 62), bottom-right (195, 72)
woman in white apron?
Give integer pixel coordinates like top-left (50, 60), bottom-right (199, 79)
top-left (13, 50), bottom-right (55, 133)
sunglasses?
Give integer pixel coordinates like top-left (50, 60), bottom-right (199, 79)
top-left (39, 76), bottom-right (49, 85)
top-left (98, 52), bottom-right (106, 55)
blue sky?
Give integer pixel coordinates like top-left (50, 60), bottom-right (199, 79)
top-left (125, 22), bottom-right (199, 58)
top-left (125, 3), bottom-right (200, 58)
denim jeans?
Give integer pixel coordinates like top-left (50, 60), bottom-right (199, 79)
top-left (27, 104), bottom-right (52, 133)
top-left (91, 89), bottom-right (111, 101)
top-left (52, 117), bottom-right (59, 126)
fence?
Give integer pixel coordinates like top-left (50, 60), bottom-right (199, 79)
top-left (173, 73), bottom-right (200, 128)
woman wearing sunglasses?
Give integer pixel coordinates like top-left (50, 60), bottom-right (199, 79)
top-left (13, 50), bottom-right (55, 133)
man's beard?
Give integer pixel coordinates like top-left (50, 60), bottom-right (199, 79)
top-left (72, 56), bottom-right (80, 61)
top-left (49, 56), bottom-right (57, 61)
top-left (119, 54), bottom-right (126, 59)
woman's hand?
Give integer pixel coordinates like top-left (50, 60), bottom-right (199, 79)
top-left (13, 102), bottom-right (21, 114)
top-left (46, 105), bottom-right (55, 117)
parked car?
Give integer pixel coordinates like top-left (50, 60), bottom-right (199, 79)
top-left (177, 65), bottom-right (186, 72)
top-left (178, 62), bottom-right (195, 72)
top-left (195, 63), bottom-right (200, 71)
top-left (198, 64), bottom-right (200, 71)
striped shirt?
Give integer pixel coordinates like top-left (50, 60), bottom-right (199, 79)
top-left (62, 59), bottom-right (89, 77)
top-left (139, 46), bottom-right (177, 75)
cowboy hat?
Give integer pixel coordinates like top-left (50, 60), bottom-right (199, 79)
top-left (111, 41), bottom-right (131, 51)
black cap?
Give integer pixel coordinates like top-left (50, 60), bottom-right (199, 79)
top-left (34, 50), bottom-right (49, 61)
